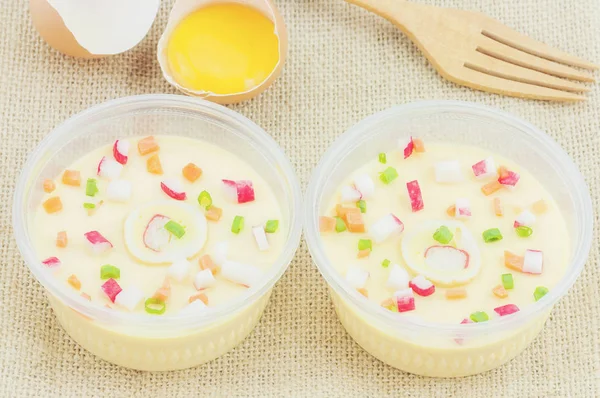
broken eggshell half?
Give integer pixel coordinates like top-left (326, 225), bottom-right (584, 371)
top-left (30, 0), bottom-right (160, 58)
top-left (157, 0), bottom-right (288, 104)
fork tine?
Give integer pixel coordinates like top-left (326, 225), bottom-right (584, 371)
top-left (477, 36), bottom-right (595, 82)
top-left (449, 67), bottom-right (586, 101)
top-left (482, 23), bottom-right (598, 70)
top-left (464, 52), bottom-right (590, 93)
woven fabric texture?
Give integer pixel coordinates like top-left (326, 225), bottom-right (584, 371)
top-left (0, 0), bottom-right (598, 396)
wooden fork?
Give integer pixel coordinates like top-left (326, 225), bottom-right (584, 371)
top-left (346, 0), bottom-right (597, 101)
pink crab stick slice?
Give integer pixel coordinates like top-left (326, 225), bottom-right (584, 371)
top-left (393, 288), bottom-right (415, 312)
top-left (345, 266), bottom-right (369, 289)
top-left (434, 161), bottom-right (463, 183)
top-left (353, 173), bottom-right (375, 199)
top-left (424, 245), bottom-right (470, 269)
top-left (494, 304), bottom-right (520, 316)
top-left (161, 179), bottom-right (187, 201)
top-left (84, 231), bottom-right (113, 254)
top-left (106, 180), bottom-right (132, 202)
top-left (221, 260), bottom-right (261, 287)
top-left (455, 198), bottom-right (472, 219)
top-left (406, 180), bottom-right (424, 212)
top-left (514, 210), bottom-right (536, 228)
top-left (454, 317), bottom-right (473, 345)
top-left (386, 264), bottom-right (410, 290)
top-left (252, 226), bottom-right (270, 251)
top-left (143, 215), bottom-right (170, 252)
top-left (97, 156), bottom-right (123, 179)
top-left (340, 185), bottom-right (361, 203)
top-left (222, 179), bottom-right (255, 204)
top-left (498, 166), bottom-right (520, 188)
top-left (409, 275), bottom-right (435, 297)
top-left (101, 278), bottom-right (122, 303)
top-left (370, 213), bottom-right (404, 243)
top-left (471, 157), bottom-right (496, 179)
top-left (399, 136), bottom-right (415, 159)
top-left (212, 241), bottom-right (228, 266)
top-left (523, 249), bottom-right (543, 274)
top-left (113, 139), bottom-right (130, 165)
top-left (194, 269), bottom-right (217, 290)
top-left (114, 286), bottom-right (144, 311)
top-left (42, 256), bottom-right (61, 268)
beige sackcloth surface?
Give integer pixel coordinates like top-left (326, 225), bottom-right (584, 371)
top-left (0, 0), bottom-right (598, 396)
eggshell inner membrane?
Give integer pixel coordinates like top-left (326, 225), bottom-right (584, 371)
top-left (46, 0), bottom-right (160, 55)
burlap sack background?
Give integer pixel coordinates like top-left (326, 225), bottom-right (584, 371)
top-left (0, 0), bottom-right (598, 396)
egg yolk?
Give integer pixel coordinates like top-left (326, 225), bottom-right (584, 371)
top-left (166, 3), bottom-right (280, 95)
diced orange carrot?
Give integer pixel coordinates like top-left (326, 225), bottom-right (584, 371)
top-left (532, 199), bottom-right (548, 214)
top-left (189, 292), bottom-right (208, 305)
top-left (199, 255), bottom-right (219, 275)
top-left (497, 166), bottom-right (510, 179)
top-left (446, 204), bottom-right (456, 217)
top-left (335, 204), bottom-right (360, 221)
top-left (445, 288), bottom-right (467, 299)
top-left (357, 249), bottom-right (371, 258)
top-left (153, 279), bottom-right (171, 302)
top-left (67, 275), bottom-right (81, 290)
top-left (182, 163), bottom-right (203, 182)
top-left (56, 231), bottom-right (68, 248)
top-left (493, 197), bottom-right (503, 216)
top-left (380, 298), bottom-right (394, 307)
top-left (492, 284), bottom-right (508, 298)
top-left (137, 136), bottom-right (159, 155)
top-left (43, 179), bottom-right (55, 193)
top-left (413, 138), bottom-right (425, 152)
top-left (319, 216), bottom-right (336, 233)
top-left (504, 251), bottom-right (524, 272)
top-left (146, 154), bottom-right (163, 174)
top-left (205, 206), bottom-right (223, 221)
top-left (481, 180), bottom-right (503, 196)
top-left (61, 170), bottom-right (81, 186)
top-left (346, 211), bottom-right (365, 233)
top-left (43, 197), bottom-right (63, 214)
top-left (80, 292), bottom-right (91, 301)
top-left (357, 288), bottom-right (369, 297)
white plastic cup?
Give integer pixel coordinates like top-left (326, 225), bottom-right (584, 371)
top-left (304, 101), bottom-right (593, 377)
top-left (13, 95), bottom-right (303, 371)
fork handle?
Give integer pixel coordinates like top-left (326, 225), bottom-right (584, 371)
top-left (345, 0), bottom-right (426, 32)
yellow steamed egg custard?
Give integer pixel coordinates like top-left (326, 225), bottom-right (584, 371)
top-left (34, 135), bottom-right (285, 315)
top-left (320, 138), bottom-right (568, 326)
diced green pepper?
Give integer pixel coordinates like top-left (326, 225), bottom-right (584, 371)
top-left (232, 216), bottom-right (244, 234)
top-left (85, 178), bottom-right (99, 197)
top-left (356, 200), bottom-right (367, 213)
top-left (470, 311), bottom-right (489, 323)
top-left (382, 259), bottom-right (391, 268)
top-left (265, 220), bottom-right (279, 233)
top-left (379, 167), bottom-right (398, 184)
top-left (165, 220), bottom-right (186, 239)
top-left (534, 286), bottom-right (549, 301)
top-left (335, 217), bottom-right (346, 233)
top-left (378, 153), bottom-right (387, 164)
top-left (501, 273), bottom-right (514, 290)
top-left (433, 225), bottom-right (453, 244)
top-left (197, 190), bottom-right (212, 210)
top-left (358, 239), bottom-right (372, 251)
top-left (516, 226), bottom-right (533, 237)
top-left (482, 228), bottom-right (503, 243)
top-left (100, 264), bottom-right (120, 280)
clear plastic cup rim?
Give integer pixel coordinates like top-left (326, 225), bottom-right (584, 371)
top-left (304, 100), bottom-right (593, 335)
top-left (13, 94), bottom-right (303, 329)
